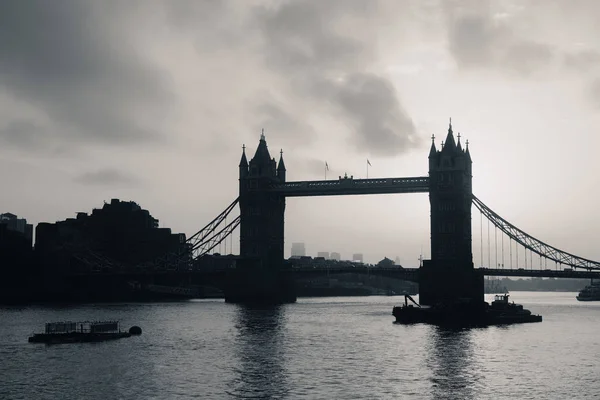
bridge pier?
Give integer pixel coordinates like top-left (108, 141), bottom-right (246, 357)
top-left (419, 260), bottom-right (484, 306)
top-left (224, 259), bottom-right (296, 303)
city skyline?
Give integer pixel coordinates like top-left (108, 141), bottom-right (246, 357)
top-left (2, 1), bottom-right (600, 266)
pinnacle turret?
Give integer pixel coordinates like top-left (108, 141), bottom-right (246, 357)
top-left (277, 149), bottom-right (286, 171)
top-left (428, 134), bottom-right (437, 158)
top-left (239, 144), bottom-right (248, 167)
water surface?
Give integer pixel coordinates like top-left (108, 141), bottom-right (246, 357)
top-left (1, 292), bottom-right (598, 399)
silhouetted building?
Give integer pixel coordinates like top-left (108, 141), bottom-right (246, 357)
top-left (352, 253), bottom-right (364, 263)
top-left (0, 213), bottom-right (36, 301)
top-left (35, 199), bottom-right (189, 275)
top-left (330, 252), bottom-right (341, 261)
top-left (291, 242), bottom-right (306, 257)
top-left (1, 212), bottom-right (33, 243)
top-left (317, 252), bottom-right (329, 259)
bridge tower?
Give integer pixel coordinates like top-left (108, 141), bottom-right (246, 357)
top-left (229, 132), bottom-right (295, 303)
top-left (420, 121), bottom-right (483, 305)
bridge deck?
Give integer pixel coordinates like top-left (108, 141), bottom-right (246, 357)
top-left (287, 266), bottom-right (600, 280)
top-left (271, 177), bottom-right (429, 197)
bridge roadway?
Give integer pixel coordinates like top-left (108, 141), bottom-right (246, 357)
top-left (270, 176), bottom-right (430, 197)
top-left (288, 266), bottom-right (600, 280)
top-left (75, 266), bottom-right (600, 281)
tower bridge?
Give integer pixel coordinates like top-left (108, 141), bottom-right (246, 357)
top-left (69, 121), bottom-right (600, 304)
top-left (230, 122), bottom-right (477, 304)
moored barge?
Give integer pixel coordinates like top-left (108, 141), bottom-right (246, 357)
top-left (28, 321), bottom-right (141, 344)
top-left (393, 294), bottom-right (542, 326)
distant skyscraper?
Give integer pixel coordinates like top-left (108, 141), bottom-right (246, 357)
top-left (352, 253), bottom-right (364, 263)
top-left (291, 242), bottom-right (306, 257)
top-left (330, 252), bottom-right (341, 261)
top-left (317, 252), bottom-right (329, 259)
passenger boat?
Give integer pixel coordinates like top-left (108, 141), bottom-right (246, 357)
top-left (487, 294), bottom-right (543, 324)
top-left (28, 321), bottom-right (141, 344)
top-left (576, 280), bottom-right (600, 301)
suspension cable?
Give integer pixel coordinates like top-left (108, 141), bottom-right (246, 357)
top-left (487, 218), bottom-right (491, 268)
top-left (501, 229), bottom-right (505, 269)
top-left (510, 236), bottom-right (513, 269)
top-left (494, 225), bottom-right (498, 268)
top-left (480, 209), bottom-right (483, 268)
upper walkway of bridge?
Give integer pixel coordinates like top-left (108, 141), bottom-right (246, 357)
top-left (270, 176), bottom-right (430, 197)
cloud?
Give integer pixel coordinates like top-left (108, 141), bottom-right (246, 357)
top-left (564, 49), bottom-right (600, 73)
top-left (254, 100), bottom-right (315, 147)
top-left (0, 1), bottom-right (172, 151)
top-left (74, 169), bottom-right (139, 186)
top-left (252, 0), bottom-right (420, 156)
top-left (447, 10), bottom-right (555, 76)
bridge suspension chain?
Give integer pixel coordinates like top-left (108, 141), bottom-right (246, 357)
top-left (186, 197), bottom-right (239, 251)
top-left (192, 215), bottom-right (240, 259)
top-left (147, 198), bottom-right (241, 269)
top-left (472, 195), bottom-right (600, 270)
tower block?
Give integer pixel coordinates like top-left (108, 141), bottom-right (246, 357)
top-left (227, 132), bottom-right (295, 303)
top-left (420, 121), bottom-right (483, 305)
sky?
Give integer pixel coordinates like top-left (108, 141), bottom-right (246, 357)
top-left (2, 0), bottom-right (600, 265)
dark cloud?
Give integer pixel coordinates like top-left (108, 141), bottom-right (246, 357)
top-left (0, 119), bottom-right (47, 150)
top-left (254, 0), bottom-right (419, 156)
top-left (328, 73), bottom-right (417, 155)
top-left (74, 169), bottom-right (139, 186)
top-left (0, 1), bottom-right (172, 150)
top-left (447, 11), bottom-right (555, 76)
top-left (255, 101), bottom-right (315, 147)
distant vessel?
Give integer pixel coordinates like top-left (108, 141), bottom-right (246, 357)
top-left (28, 321), bottom-right (141, 344)
top-left (392, 293), bottom-right (542, 326)
top-left (576, 280), bottom-right (600, 301)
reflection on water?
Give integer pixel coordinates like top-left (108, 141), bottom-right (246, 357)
top-left (229, 305), bottom-right (289, 399)
top-left (427, 327), bottom-right (482, 400)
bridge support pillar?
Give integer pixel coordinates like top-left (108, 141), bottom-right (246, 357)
top-left (224, 258), bottom-right (296, 304)
top-left (419, 260), bottom-right (484, 306)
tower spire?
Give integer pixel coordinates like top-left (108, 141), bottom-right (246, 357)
top-left (260, 128), bottom-right (265, 141)
top-left (443, 117), bottom-right (457, 151)
top-left (239, 143), bottom-right (248, 167)
top-left (457, 132), bottom-right (462, 151)
top-left (428, 134), bottom-right (437, 158)
top-left (277, 148), bottom-right (286, 181)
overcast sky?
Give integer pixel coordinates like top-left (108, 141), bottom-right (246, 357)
top-left (2, 0), bottom-right (600, 265)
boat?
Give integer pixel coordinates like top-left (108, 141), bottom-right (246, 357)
top-left (576, 280), bottom-right (600, 301)
top-left (28, 321), bottom-right (142, 344)
top-left (392, 293), bottom-right (542, 326)
top-left (487, 294), bottom-right (543, 324)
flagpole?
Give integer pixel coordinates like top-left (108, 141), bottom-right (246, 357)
top-left (366, 160), bottom-right (369, 179)
top-left (325, 163), bottom-right (327, 180)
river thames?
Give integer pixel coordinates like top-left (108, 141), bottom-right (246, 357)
top-left (1, 292), bottom-right (599, 399)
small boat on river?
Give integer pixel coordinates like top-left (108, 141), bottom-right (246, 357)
top-left (28, 321), bottom-right (142, 344)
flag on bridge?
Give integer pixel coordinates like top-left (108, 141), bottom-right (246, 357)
top-left (367, 159), bottom-right (371, 166)
top-left (325, 162), bottom-right (329, 171)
